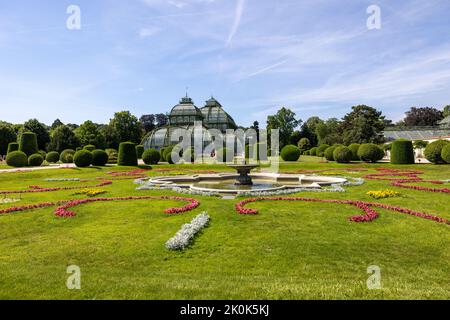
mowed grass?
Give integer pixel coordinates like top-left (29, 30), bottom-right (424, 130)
top-left (0, 160), bottom-right (448, 300)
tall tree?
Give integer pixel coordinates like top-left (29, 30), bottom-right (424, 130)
top-left (47, 125), bottom-right (80, 152)
top-left (250, 121), bottom-right (260, 141)
top-left (289, 131), bottom-right (302, 146)
top-left (109, 111), bottom-right (142, 144)
top-left (403, 107), bottom-right (443, 127)
top-left (299, 122), bottom-right (317, 147)
top-left (75, 120), bottom-right (106, 149)
top-left (341, 105), bottom-right (386, 145)
top-left (155, 113), bottom-right (168, 127)
top-left (267, 107), bottom-right (301, 149)
top-left (0, 122), bottom-right (17, 155)
top-left (99, 124), bottom-right (119, 149)
top-left (51, 119), bottom-right (64, 130)
top-left (140, 114), bottom-right (156, 133)
top-left (22, 119), bottom-right (50, 151)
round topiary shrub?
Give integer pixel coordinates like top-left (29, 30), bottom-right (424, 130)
top-left (60, 149), bottom-right (75, 163)
top-left (28, 154), bottom-right (44, 167)
top-left (83, 145), bottom-right (96, 152)
top-left (74, 150), bottom-right (93, 167)
top-left (317, 144), bottom-right (330, 157)
top-left (136, 145), bottom-right (144, 159)
top-left (142, 148), bottom-right (161, 165)
top-left (118, 142), bottom-right (138, 166)
top-left (441, 144), bottom-right (450, 164)
top-left (357, 143), bottom-right (385, 163)
top-left (7, 142), bottom-right (19, 154)
top-left (424, 140), bottom-right (450, 164)
top-left (46, 151), bottom-right (60, 163)
top-left (280, 145), bottom-right (301, 161)
top-left (324, 145), bottom-right (341, 161)
top-left (19, 132), bottom-right (38, 157)
top-left (105, 148), bottom-right (118, 164)
top-left (348, 143), bottom-right (361, 161)
top-left (390, 140), bottom-right (415, 164)
top-left (6, 151), bottom-right (28, 167)
top-left (162, 145), bottom-right (177, 164)
top-left (309, 147), bottom-right (318, 156)
top-left (333, 146), bottom-right (352, 163)
top-left (91, 149), bottom-right (109, 166)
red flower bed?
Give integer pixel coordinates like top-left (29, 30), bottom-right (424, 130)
top-left (0, 180), bottom-right (113, 195)
top-left (54, 196), bottom-right (200, 218)
top-left (364, 168), bottom-right (450, 194)
top-left (0, 202), bottom-right (58, 215)
top-left (235, 197), bottom-right (449, 225)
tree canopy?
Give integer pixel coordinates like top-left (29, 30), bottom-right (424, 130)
top-left (403, 107), bottom-right (443, 127)
top-left (267, 107), bottom-right (301, 149)
top-left (341, 105), bottom-right (385, 145)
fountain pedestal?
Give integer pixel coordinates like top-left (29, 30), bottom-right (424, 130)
top-left (227, 164), bottom-right (260, 185)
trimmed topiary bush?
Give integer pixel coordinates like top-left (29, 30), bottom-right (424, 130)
top-left (60, 149), bottom-right (75, 163)
top-left (91, 149), bottom-right (109, 166)
top-left (19, 132), bottom-right (39, 157)
top-left (348, 143), bottom-right (361, 161)
top-left (280, 145), bottom-right (301, 161)
top-left (142, 148), bottom-right (161, 165)
top-left (441, 144), bottom-right (450, 164)
top-left (74, 150), bottom-right (93, 167)
top-left (324, 145), bottom-right (342, 161)
top-left (390, 140), bottom-right (415, 164)
top-left (163, 145), bottom-right (178, 164)
top-left (333, 146), bottom-right (352, 163)
top-left (83, 145), bottom-right (96, 152)
top-left (7, 142), bottom-right (19, 154)
top-left (357, 143), bottom-right (385, 163)
top-left (6, 151), bottom-right (28, 167)
top-left (46, 151), bottom-right (60, 163)
top-left (28, 154), bottom-right (44, 167)
top-left (105, 148), bottom-right (118, 164)
top-left (317, 144), bottom-right (330, 157)
top-left (424, 140), bottom-right (449, 164)
top-left (136, 145), bottom-right (144, 159)
top-left (118, 142), bottom-right (138, 166)
top-left (309, 147), bottom-right (318, 156)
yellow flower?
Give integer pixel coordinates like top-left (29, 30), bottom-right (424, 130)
top-left (367, 189), bottom-right (400, 199)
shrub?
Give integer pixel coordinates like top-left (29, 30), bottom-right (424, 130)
top-left (105, 148), bottom-right (118, 164)
top-left (298, 138), bottom-right (311, 152)
top-left (441, 144), bottom-right (450, 164)
top-left (280, 145), bottom-right (301, 161)
top-left (136, 145), bottom-right (144, 159)
top-left (60, 149), bottom-right (75, 163)
top-left (317, 144), bottom-right (330, 157)
top-left (324, 145), bottom-right (342, 161)
top-left (83, 145), bottom-right (96, 152)
top-left (357, 143), bottom-right (385, 163)
top-left (6, 151), bottom-right (28, 167)
top-left (38, 150), bottom-right (46, 159)
top-left (382, 143), bottom-right (392, 152)
top-left (160, 147), bottom-right (166, 159)
top-left (118, 142), bottom-right (138, 166)
top-left (303, 150), bottom-right (310, 155)
top-left (74, 150), bottom-right (93, 167)
top-left (333, 146), bottom-right (353, 163)
top-left (19, 132), bottom-right (38, 156)
top-left (309, 147), bottom-right (318, 156)
top-left (390, 140), bottom-right (415, 164)
top-left (142, 148), bottom-right (161, 165)
top-left (162, 145), bottom-right (176, 164)
top-left (28, 154), bottom-right (44, 167)
top-left (424, 140), bottom-right (449, 164)
top-left (216, 147), bottom-right (233, 162)
top-left (348, 143), bottom-right (361, 161)
top-left (91, 149), bottom-right (109, 166)
top-left (46, 151), bottom-right (60, 163)
top-left (413, 140), bottom-right (428, 149)
top-left (7, 142), bottom-right (19, 154)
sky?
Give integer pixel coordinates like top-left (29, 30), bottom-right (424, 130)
top-left (1, 0), bottom-right (450, 127)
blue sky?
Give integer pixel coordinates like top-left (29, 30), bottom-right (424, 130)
top-left (1, 0), bottom-right (450, 127)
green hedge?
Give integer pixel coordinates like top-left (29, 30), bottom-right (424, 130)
top-left (333, 146), bottom-right (352, 163)
top-left (317, 144), bottom-right (330, 157)
top-left (136, 145), bottom-right (144, 159)
top-left (348, 143), bottom-right (361, 161)
top-left (7, 142), bottom-right (19, 154)
top-left (281, 145), bottom-right (301, 161)
top-left (118, 142), bottom-right (138, 166)
top-left (60, 149), bottom-right (75, 163)
top-left (74, 150), bottom-right (93, 167)
top-left (28, 154), bottom-right (44, 167)
top-left (357, 144), bottom-right (384, 163)
top-left (324, 145), bottom-right (342, 161)
top-left (91, 149), bottom-right (109, 166)
top-left (142, 149), bottom-right (161, 165)
top-left (441, 144), bottom-right (450, 164)
top-left (6, 151), bottom-right (28, 167)
top-left (19, 132), bottom-right (39, 157)
top-left (46, 151), bottom-right (60, 163)
top-left (83, 145), bottom-right (96, 152)
top-left (390, 140), bottom-right (415, 164)
top-left (424, 140), bottom-right (449, 164)
top-left (309, 147), bottom-right (318, 156)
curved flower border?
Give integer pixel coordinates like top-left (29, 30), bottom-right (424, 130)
top-left (0, 180), bottom-right (113, 195)
top-left (235, 197), bottom-right (449, 225)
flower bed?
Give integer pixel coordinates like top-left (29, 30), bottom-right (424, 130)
top-left (0, 180), bottom-right (113, 195)
top-left (54, 196), bottom-right (200, 218)
top-left (235, 197), bottom-right (449, 225)
top-left (367, 189), bottom-right (401, 199)
top-left (166, 212), bottom-right (210, 250)
top-left (72, 189), bottom-right (107, 197)
top-left (45, 178), bottom-right (80, 182)
top-left (0, 198), bottom-right (21, 204)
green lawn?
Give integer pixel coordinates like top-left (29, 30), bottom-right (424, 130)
top-left (0, 160), bottom-right (448, 300)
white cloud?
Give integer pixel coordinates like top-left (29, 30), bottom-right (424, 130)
top-left (226, 0), bottom-right (245, 46)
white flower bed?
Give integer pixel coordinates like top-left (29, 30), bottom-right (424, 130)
top-left (0, 198), bottom-right (21, 204)
top-left (45, 178), bottom-right (80, 182)
top-left (166, 212), bottom-right (210, 251)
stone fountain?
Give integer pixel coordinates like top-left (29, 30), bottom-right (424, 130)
top-left (227, 161), bottom-right (260, 185)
